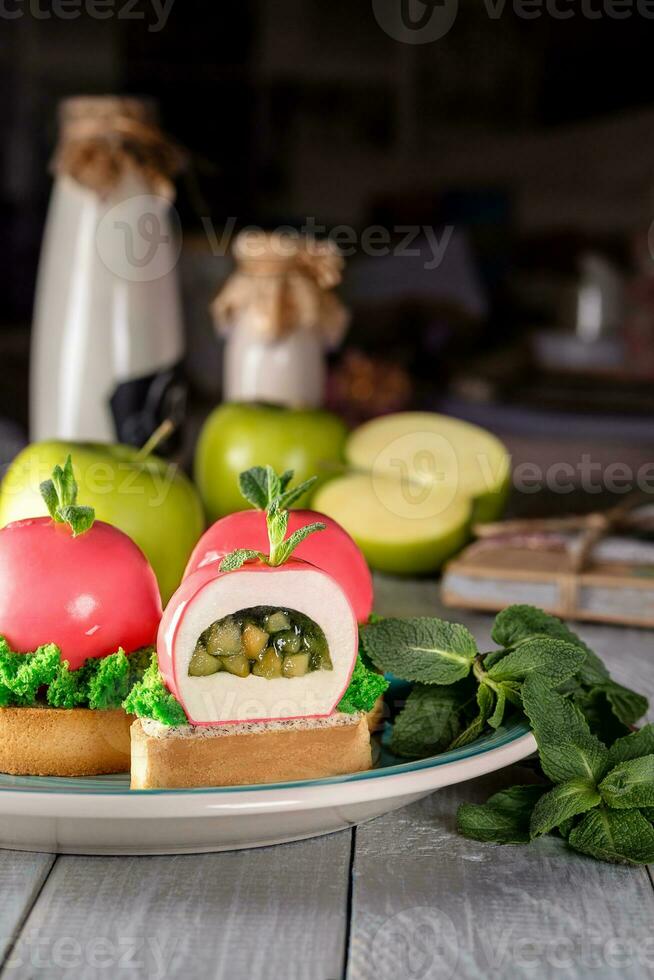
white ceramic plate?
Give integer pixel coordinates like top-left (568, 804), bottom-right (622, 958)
top-left (0, 721), bottom-right (536, 855)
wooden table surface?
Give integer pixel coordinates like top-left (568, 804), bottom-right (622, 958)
top-left (0, 575), bottom-right (652, 980)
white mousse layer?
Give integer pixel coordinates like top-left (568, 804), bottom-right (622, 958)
top-left (168, 567), bottom-right (358, 724)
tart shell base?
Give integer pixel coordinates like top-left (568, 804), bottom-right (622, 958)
top-left (0, 706), bottom-right (132, 776)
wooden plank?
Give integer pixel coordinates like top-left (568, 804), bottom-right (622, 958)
top-left (2, 832), bottom-right (352, 980)
top-left (0, 851), bottom-right (55, 968)
top-left (348, 767), bottom-right (654, 980)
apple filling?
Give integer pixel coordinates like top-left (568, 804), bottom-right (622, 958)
top-left (188, 606), bottom-right (333, 680)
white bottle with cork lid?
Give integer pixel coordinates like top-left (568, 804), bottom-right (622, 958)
top-left (30, 95), bottom-right (186, 447)
top-left (213, 230), bottom-right (349, 408)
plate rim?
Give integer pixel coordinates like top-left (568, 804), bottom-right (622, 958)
top-left (0, 724), bottom-right (537, 819)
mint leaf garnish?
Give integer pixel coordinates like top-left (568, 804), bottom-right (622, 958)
top-left (57, 505), bottom-right (95, 537)
top-left (607, 724), bottom-right (654, 767)
top-left (389, 682), bottom-right (471, 757)
top-left (458, 785), bottom-right (547, 845)
top-left (598, 680), bottom-right (648, 727)
top-left (521, 674), bottom-right (610, 783)
top-left (491, 604), bottom-right (608, 686)
top-left (529, 779), bottom-right (600, 839)
top-left (39, 455), bottom-right (95, 537)
top-left (486, 637), bottom-right (585, 686)
top-left (221, 466), bottom-right (326, 572)
top-left (219, 549), bottom-right (264, 572)
top-left (449, 683), bottom-right (494, 748)
top-left (599, 755), bottom-right (654, 810)
top-left (568, 808), bottom-right (654, 865)
top-left (238, 467), bottom-right (272, 509)
top-left (276, 476), bottom-right (318, 511)
top-left (273, 522), bottom-right (326, 565)
top-left (362, 617), bottom-right (477, 685)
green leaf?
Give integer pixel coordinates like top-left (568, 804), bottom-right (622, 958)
top-left (572, 687), bottom-right (632, 745)
top-left (529, 779), bottom-right (600, 838)
top-left (39, 457), bottom-right (95, 536)
top-left (272, 522), bottom-right (326, 565)
top-left (599, 755), bottom-right (654, 810)
top-left (276, 476), bottom-right (318, 511)
top-left (265, 465), bottom-right (282, 504)
top-left (487, 637), bottom-right (585, 686)
top-left (39, 479), bottom-right (59, 520)
top-left (521, 674), bottom-right (609, 783)
top-left (52, 455), bottom-right (78, 509)
top-left (362, 618), bottom-right (477, 685)
top-left (558, 817), bottom-right (575, 839)
top-left (608, 724), bottom-right (654, 768)
top-left (641, 807), bottom-right (654, 824)
top-left (488, 685), bottom-right (507, 729)
top-left (238, 467), bottom-right (271, 509)
top-left (458, 785), bottom-right (547, 845)
top-left (219, 549), bottom-right (264, 572)
top-left (492, 604), bottom-right (608, 686)
top-left (452, 688), bottom-right (494, 746)
top-left (568, 807), bottom-right (654, 865)
top-left (279, 470), bottom-right (294, 492)
top-left (449, 683), bottom-right (494, 749)
top-left (56, 505), bottom-right (95, 537)
top-left (390, 683), bottom-right (468, 757)
top-left (599, 680), bottom-right (648, 727)
top-left (267, 505), bottom-right (289, 551)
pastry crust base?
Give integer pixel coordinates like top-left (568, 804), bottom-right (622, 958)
top-left (130, 711), bottom-right (374, 789)
top-left (0, 707), bottom-right (132, 776)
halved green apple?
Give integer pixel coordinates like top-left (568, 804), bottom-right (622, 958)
top-left (312, 413), bottom-right (510, 575)
top-left (312, 473), bottom-right (472, 575)
top-left (345, 412), bottom-right (510, 525)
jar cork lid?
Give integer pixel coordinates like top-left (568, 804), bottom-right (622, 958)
top-left (213, 231), bottom-right (349, 345)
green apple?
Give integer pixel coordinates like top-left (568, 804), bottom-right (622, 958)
top-left (194, 403), bottom-right (348, 521)
top-left (0, 441), bottom-right (205, 603)
top-left (313, 473), bottom-right (472, 574)
top-left (313, 412), bottom-right (511, 575)
top-left (345, 412), bottom-right (511, 525)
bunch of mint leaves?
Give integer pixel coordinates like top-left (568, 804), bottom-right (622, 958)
top-left (361, 604), bottom-right (653, 865)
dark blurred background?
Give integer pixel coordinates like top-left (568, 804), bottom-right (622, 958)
top-left (2, 0), bottom-right (654, 502)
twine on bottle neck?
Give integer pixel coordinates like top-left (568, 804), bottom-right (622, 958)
top-left (52, 107), bottom-right (186, 200)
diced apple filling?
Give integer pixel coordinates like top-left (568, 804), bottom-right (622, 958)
top-left (188, 606), bottom-right (333, 679)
